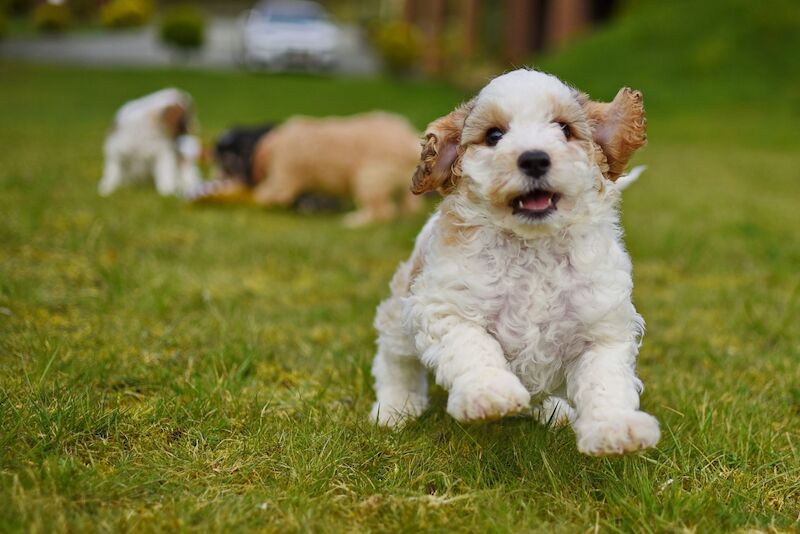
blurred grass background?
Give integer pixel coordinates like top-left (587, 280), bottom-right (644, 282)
top-left (1, 0), bottom-right (799, 531)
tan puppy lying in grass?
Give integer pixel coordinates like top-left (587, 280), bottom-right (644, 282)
top-left (250, 111), bottom-right (422, 227)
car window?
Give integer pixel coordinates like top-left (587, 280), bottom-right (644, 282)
top-left (266, 13), bottom-right (323, 23)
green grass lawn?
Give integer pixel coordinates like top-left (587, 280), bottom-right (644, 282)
top-left (1, 2), bottom-right (800, 531)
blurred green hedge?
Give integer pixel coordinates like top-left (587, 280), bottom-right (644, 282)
top-left (160, 4), bottom-right (205, 50)
top-left (100, 0), bottom-right (153, 29)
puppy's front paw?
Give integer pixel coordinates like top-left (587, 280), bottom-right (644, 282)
top-left (342, 211), bottom-right (372, 228)
top-left (447, 368), bottom-right (530, 422)
top-left (575, 410), bottom-right (660, 456)
top-left (98, 182), bottom-right (115, 197)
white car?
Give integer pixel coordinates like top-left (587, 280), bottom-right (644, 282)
top-left (240, 0), bottom-right (341, 70)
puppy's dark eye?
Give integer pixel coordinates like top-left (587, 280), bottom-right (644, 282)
top-left (485, 127), bottom-right (504, 147)
top-left (558, 122), bottom-right (572, 140)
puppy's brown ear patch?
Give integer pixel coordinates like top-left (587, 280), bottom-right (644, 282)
top-left (584, 88), bottom-right (646, 181)
top-left (161, 103), bottom-right (190, 138)
top-left (411, 100), bottom-right (473, 195)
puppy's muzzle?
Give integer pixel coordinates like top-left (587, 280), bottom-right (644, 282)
top-left (517, 150), bottom-right (550, 179)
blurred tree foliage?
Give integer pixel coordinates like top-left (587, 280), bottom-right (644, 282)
top-left (100, 0), bottom-right (154, 28)
top-left (33, 2), bottom-right (72, 33)
top-left (373, 20), bottom-right (423, 75)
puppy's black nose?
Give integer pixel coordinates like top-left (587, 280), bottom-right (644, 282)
top-left (517, 150), bottom-right (551, 178)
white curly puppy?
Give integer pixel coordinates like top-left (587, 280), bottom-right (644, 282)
top-left (98, 88), bottom-right (201, 197)
top-left (370, 68), bottom-right (660, 456)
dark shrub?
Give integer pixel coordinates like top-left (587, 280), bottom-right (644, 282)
top-left (159, 5), bottom-right (205, 50)
top-left (3, 0), bottom-right (36, 16)
top-left (68, 0), bottom-right (99, 19)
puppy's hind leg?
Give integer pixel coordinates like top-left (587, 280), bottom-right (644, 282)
top-left (252, 175), bottom-right (302, 208)
top-left (345, 166), bottom-right (397, 227)
top-left (370, 298), bottom-right (428, 427)
top-left (371, 349), bottom-right (428, 428)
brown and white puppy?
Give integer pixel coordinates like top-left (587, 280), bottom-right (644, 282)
top-left (99, 88), bottom-right (201, 197)
top-left (370, 69), bottom-right (658, 456)
top-left (250, 111), bottom-right (422, 226)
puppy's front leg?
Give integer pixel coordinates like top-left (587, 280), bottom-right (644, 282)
top-left (153, 149), bottom-right (180, 196)
top-left (566, 342), bottom-right (660, 455)
top-left (178, 161), bottom-right (203, 194)
top-left (421, 322), bottom-right (530, 422)
top-left (98, 158), bottom-right (123, 196)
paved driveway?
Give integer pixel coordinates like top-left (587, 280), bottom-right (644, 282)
top-left (0, 17), bottom-right (380, 75)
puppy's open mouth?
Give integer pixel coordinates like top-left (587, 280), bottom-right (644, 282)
top-left (510, 189), bottom-right (560, 219)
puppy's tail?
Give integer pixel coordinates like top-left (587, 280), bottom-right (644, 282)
top-left (614, 165), bottom-right (647, 191)
top-left (183, 178), bottom-right (255, 205)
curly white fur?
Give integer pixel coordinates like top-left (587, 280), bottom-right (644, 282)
top-left (98, 88), bottom-right (201, 197)
top-left (370, 69), bottom-right (659, 456)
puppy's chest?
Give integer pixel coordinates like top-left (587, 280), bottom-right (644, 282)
top-left (481, 251), bottom-right (589, 362)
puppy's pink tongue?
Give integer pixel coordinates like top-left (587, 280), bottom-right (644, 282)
top-left (521, 191), bottom-right (553, 210)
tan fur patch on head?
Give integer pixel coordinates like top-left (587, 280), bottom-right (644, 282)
top-left (583, 88), bottom-right (647, 181)
top-left (461, 102), bottom-right (508, 146)
top-left (550, 93), bottom-right (606, 176)
top-left (550, 94), bottom-right (592, 143)
top-left (161, 103), bottom-right (190, 138)
top-left (411, 100), bottom-right (474, 195)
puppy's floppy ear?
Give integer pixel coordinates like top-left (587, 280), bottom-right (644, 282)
top-left (161, 103), bottom-right (190, 138)
top-left (411, 100), bottom-right (473, 195)
top-left (583, 88), bottom-right (646, 181)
